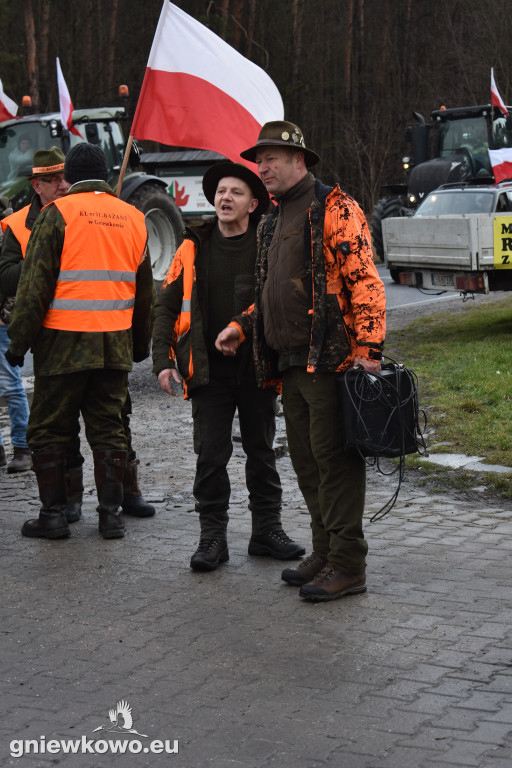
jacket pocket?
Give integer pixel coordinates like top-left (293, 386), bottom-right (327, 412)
top-left (175, 330), bottom-right (192, 380)
top-left (323, 294), bottom-right (351, 365)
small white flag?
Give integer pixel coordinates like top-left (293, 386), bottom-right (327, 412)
top-left (56, 57), bottom-right (82, 137)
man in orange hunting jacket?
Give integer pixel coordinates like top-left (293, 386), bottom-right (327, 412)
top-left (216, 121), bottom-right (386, 603)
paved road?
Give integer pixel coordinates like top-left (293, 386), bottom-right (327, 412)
top-left (2, 337), bottom-right (512, 766)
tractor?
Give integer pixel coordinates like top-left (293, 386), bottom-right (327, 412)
top-left (0, 106), bottom-right (186, 282)
top-left (371, 104), bottom-right (512, 261)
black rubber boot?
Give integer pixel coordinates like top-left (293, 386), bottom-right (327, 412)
top-left (21, 451), bottom-right (70, 539)
top-left (64, 465), bottom-right (83, 523)
top-left (121, 458), bottom-right (155, 517)
top-left (93, 449), bottom-right (128, 539)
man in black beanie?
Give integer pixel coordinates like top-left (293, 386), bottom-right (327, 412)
top-left (6, 143), bottom-right (155, 541)
top-left (153, 161), bottom-right (305, 571)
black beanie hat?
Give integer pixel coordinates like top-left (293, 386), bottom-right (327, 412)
top-left (64, 143), bottom-right (109, 184)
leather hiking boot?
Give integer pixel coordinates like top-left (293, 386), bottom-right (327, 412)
top-left (281, 552), bottom-right (328, 586)
top-left (7, 447), bottom-right (32, 474)
top-left (299, 566), bottom-right (367, 602)
top-left (248, 530), bottom-right (305, 561)
top-left (190, 539), bottom-right (229, 571)
top-left (64, 465), bottom-right (83, 523)
top-left (121, 459), bottom-right (155, 517)
top-left (98, 509), bottom-right (126, 539)
top-left (0, 445), bottom-right (6, 467)
top-left (22, 510), bottom-right (70, 539)
top-left (22, 451), bottom-right (70, 539)
top-left (94, 449), bottom-right (127, 540)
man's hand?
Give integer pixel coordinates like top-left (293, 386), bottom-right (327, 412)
top-left (215, 326), bottom-right (241, 356)
top-left (353, 355), bottom-right (381, 373)
top-left (5, 350), bottom-right (24, 368)
top-left (158, 367), bottom-right (182, 396)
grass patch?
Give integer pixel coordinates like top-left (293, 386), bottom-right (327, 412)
top-left (386, 298), bottom-right (512, 498)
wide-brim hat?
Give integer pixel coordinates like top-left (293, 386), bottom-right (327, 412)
top-left (29, 146), bottom-right (66, 179)
top-left (202, 161), bottom-right (270, 217)
top-left (240, 121), bottom-right (320, 167)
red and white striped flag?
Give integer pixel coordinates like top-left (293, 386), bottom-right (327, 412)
top-left (0, 79), bottom-right (18, 122)
top-left (56, 58), bottom-right (82, 137)
top-left (130, 1), bottom-right (284, 166)
top-left (491, 67), bottom-right (509, 117)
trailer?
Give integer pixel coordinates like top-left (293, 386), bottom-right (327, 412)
top-left (382, 184), bottom-right (512, 294)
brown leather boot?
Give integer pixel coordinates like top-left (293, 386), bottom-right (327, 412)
top-left (64, 465), bottom-right (83, 523)
top-left (121, 458), bottom-right (155, 517)
top-left (7, 447), bottom-right (32, 474)
top-left (281, 552), bottom-right (328, 586)
top-left (299, 566), bottom-right (366, 602)
top-left (21, 451), bottom-right (70, 539)
top-left (93, 449), bottom-right (128, 539)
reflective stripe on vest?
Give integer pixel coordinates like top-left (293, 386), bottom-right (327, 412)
top-left (43, 191), bottom-right (147, 332)
top-left (0, 206), bottom-right (31, 257)
top-left (176, 241), bottom-right (195, 339)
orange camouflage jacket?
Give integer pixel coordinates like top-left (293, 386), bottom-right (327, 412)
top-left (231, 179), bottom-right (386, 386)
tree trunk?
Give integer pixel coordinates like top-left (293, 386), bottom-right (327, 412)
top-left (106, 0), bottom-right (120, 98)
top-left (342, 0), bottom-right (354, 109)
top-left (20, 0), bottom-right (39, 111)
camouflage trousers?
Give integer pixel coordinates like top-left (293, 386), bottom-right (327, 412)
top-left (27, 369), bottom-right (129, 459)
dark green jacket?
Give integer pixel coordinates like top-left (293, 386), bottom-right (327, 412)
top-left (7, 180), bottom-right (155, 376)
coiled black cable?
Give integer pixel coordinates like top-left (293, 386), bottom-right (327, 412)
top-left (339, 357), bottom-right (427, 521)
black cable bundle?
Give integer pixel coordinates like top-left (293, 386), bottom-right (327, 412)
top-left (338, 358), bottom-right (427, 520)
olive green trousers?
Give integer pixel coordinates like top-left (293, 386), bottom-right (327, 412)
top-left (281, 367), bottom-right (368, 574)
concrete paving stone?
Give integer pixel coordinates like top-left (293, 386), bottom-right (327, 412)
top-left (427, 739), bottom-right (502, 765)
top-left (450, 691), bottom-right (506, 712)
top-left (397, 725), bottom-right (456, 752)
top-left (454, 720), bottom-right (512, 745)
top-left (400, 692), bottom-right (465, 715)
top-left (357, 744), bottom-right (442, 768)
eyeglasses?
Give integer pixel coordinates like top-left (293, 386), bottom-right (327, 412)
top-left (38, 174), bottom-right (65, 185)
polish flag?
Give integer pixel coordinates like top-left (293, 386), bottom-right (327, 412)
top-left (0, 79), bottom-right (18, 122)
top-left (488, 148), bottom-right (512, 183)
top-left (130, 1), bottom-right (284, 165)
top-left (491, 67), bottom-right (509, 117)
top-left (56, 57), bottom-right (83, 137)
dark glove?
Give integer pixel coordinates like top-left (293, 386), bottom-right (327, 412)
top-left (5, 349), bottom-right (24, 368)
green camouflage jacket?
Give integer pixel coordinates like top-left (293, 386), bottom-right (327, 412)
top-left (7, 180), bottom-right (155, 376)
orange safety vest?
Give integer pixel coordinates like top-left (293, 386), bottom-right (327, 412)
top-left (42, 192), bottom-right (147, 332)
top-left (0, 205), bottom-right (31, 257)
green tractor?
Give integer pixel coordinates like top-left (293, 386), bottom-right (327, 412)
top-left (371, 104), bottom-right (512, 263)
top-left (0, 107), bottom-right (185, 282)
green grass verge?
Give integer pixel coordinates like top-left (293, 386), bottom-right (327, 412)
top-left (386, 298), bottom-right (512, 499)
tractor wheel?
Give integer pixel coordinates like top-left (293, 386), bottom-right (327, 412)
top-left (371, 195), bottom-right (411, 262)
top-left (127, 183), bottom-right (185, 285)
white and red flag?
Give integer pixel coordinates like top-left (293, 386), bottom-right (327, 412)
top-left (0, 79), bottom-right (18, 122)
top-left (56, 57), bottom-right (82, 137)
top-left (491, 67), bottom-right (509, 117)
top-left (488, 148), bottom-right (512, 183)
top-left (130, 1), bottom-right (284, 165)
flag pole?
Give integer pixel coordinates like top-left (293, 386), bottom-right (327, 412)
top-left (116, 134), bottom-right (134, 197)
